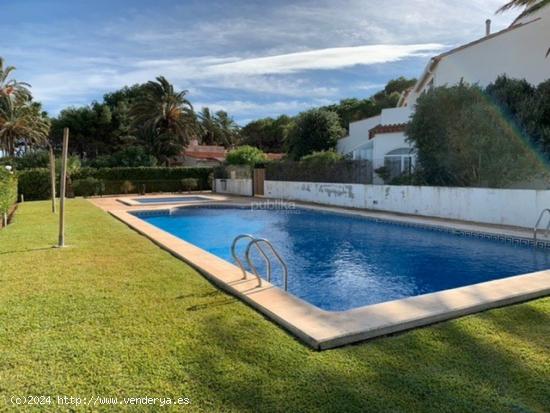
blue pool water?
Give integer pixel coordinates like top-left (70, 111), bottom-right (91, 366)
top-left (135, 206), bottom-right (550, 311)
top-left (133, 196), bottom-right (210, 204)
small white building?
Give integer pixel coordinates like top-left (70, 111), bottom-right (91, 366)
top-left (338, 3), bottom-right (550, 183)
top-left (337, 107), bottom-right (414, 183)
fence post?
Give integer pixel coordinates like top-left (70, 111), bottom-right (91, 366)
top-left (58, 128), bottom-right (69, 247)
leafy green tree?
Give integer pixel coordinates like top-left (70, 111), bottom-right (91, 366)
top-left (287, 109), bottom-right (345, 160)
top-left (384, 77), bottom-right (417, 95)
top-left (90, 146), bottom-right (157, 168)
top-left (226, 145), bottom-right (267, 166)
top-left (407, 83), bottom-right (545, 187)
top-left (240, 115), bottom-right (294, 152)
top-left (321, 77), bottom-right (416, 131)
top-left (50, 103), bottom-right (112, 157)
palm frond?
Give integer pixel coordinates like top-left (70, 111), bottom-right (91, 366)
top-left (497, 0), bottom-right (550, 16)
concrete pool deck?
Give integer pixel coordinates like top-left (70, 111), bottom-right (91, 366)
top-left (90, 194), bottom-right (550, 350)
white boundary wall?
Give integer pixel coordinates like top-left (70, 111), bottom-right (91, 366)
top-left (215, 178), bottom-right (253, 197)
top-left (264, 181), bottom-right (550, 229)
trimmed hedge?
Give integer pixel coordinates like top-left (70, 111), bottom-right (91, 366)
top-left (18, 167), bottom-right (213, 200)
top-left (17, 168), bottom-right (51, 201)
top-left (0, 170), bottom-right (18, 216)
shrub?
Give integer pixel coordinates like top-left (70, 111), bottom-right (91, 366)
top-left (181, 178), bottom-right (199, 192)
top-left (300, 150), bottom-right (343, 164)
top-left (16, 167), bottom-right (213, 200)
top-left (226, 146), bottom-right (267, 167)
top-left (407, 83), bottom-right (546, 187)
top-left (374, 166), bottom-right (391, 183)
top-left (0, 168), bottom-right (18, 223)
top-left (73, 177), bottom-right (105, 197)
top-left (17, 169), bottom-right (52, 201)
top-left (14, 150), bottom-right (50, 170)
top-left (120, 180), bottom-right (135, 194)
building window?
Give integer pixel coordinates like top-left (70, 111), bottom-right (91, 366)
top-left (352, 147), bottom-right (372, 161)
top-left (383, 148), bottom-right (414, 179)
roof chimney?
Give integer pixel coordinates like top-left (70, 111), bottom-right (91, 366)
top-left (485, 19), bottom-right (492, 36)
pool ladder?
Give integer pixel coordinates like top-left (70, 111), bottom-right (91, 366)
top-left (231, 234), bottom-right (289, 290)
top-left (533, 208), bottom-right (550, 242)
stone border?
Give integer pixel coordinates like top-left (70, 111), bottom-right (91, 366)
top-left (101, 200), bottom-right (550, 350)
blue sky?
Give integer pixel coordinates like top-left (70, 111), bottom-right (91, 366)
top-left (2, 0), bottom-right (516, 124)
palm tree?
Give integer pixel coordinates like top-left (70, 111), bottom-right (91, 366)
top-left (0, 98), bottom-right (50, 156)
top-left (198, 107), bottom-right (239, 147)
top-left (0, 57), bottom-right (50, 156)
top-left (130, 76), bottom-right (197, 162)
top-left (214, 110), bottom-right (239, 147)
top-left (136, 125), bottom-right (182, 165)
top-left (497, 0), bottom-right (550, 17)
top-left (197, 107), bottom-right (218, 145)
top-left (0, 58), bottom-right (30, 100)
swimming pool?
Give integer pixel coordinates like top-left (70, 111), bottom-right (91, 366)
top-left (131, 196), bottom-right (211, 204)
top-left (135, 205), bottom-right (550, 311)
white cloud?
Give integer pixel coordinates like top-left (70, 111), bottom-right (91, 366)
top-left (4, 0), bottom-right (521, 120)
top-left (208, 44), bottom-right (446, 75)
top-left (192, 99), bottom-right (331, 123)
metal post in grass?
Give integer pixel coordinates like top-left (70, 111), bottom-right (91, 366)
top-left (49, 144), bottom-right (56, 214)
top-left (58, 128), bottom-right (69, 247)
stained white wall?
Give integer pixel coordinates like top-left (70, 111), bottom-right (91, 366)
top-left (265, 181), bottom-right (367, 209)
top-left (264, 180), bottom-right (550, 229)
top-left (214, 179), bottom-right (253, 196)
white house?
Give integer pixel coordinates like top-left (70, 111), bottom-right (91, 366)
top-left (337, 106), bottom-right (414, 183)
top-left (337, 3), bottom-right (550, 183)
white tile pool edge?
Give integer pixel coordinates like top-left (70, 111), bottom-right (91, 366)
top-left (108, 204), bottom-right (550, 350)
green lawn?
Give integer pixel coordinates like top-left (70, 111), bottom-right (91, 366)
top-left (0, 200), bottom-right (548, 412)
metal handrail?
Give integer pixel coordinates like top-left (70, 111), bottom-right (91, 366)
top-left (534, 209), bottom-right (550, 242)
top-left (245, 238), bottom-right (289, 291)
top-left (231, 234), bottom-right (270, 283)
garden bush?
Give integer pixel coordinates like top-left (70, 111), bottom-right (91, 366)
top-left (300, 150), bottom-right (343, 164)
top-left (16, 167), bottom-right (213, 200)
top-left (0, 168), bottom-right (18, 223)
top-left (73, 177), bottom-right (105, 197)
top-left (226, 146), bottom-right (267, 167)
top-left (407, 81), bottom-right (547, 187)
top-left (181, 178), bottom-right (199, 192)
top-left (17, 169), bottom-right (52, 201)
